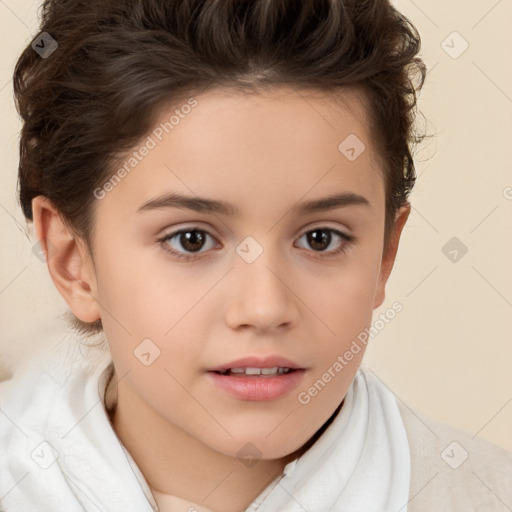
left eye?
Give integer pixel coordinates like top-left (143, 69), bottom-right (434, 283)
top-left (295, 228), bottom-right (351, 254)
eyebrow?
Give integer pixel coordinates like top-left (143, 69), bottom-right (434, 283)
top-left (137, 191), bottom-right (370, 216)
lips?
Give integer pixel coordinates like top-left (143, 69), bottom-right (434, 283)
top-left (206, 367), bottom-right (306, 401)
top-left (207, 355), bottom-right (304, 373)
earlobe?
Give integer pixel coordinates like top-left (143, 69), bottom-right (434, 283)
top-left (373, 203), bottom-right (411, 309)
top-left (31, 195), bottom-right (101, 323)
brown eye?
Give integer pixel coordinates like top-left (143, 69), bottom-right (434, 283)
top-left (179, 230), bottom-right (206, 252)
top-left (307, 229), bottom-right (332, 251)
top-left (296, 227), bottom-right (352, 256)
top-left (160, 228), bottom-right (218, 260)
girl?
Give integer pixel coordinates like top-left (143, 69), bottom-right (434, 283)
top-left (1, 0), bottom-right (511, 511)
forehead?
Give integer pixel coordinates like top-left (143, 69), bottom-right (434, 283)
top-left (156, 85), bottom-right (374, 162)
top-left (97, 85), bottom-right (384, 220)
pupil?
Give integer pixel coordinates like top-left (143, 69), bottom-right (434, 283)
top-left (181, 230), bottom-right (205, 252)
top-left (308, 229), bottom-right (330, 251)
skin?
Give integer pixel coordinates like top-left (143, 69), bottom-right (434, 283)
top-left (32, 86), bottom-right (410, 512)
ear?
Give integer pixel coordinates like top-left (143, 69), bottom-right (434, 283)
top-left (31, 195), bottom-right (101, 323)
top-left (373, 203), bottom-right (411, 309)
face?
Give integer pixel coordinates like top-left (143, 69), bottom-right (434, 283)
top-left (63, 86), bottom-right (403, 461)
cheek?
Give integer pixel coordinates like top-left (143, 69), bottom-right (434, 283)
top-left (93, 241), bottom-right (201, 332)
top-left (297, 260), bottom-right (381, 385)
top-left (303, 252), bottom-right (381, 333)
top-left (94, 254), bottom-right (218, 382)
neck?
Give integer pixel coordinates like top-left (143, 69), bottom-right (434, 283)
top-left (109, 381), bottom-right (312, 512)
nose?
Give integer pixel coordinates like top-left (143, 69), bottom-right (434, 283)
top-left (224, 247), bottom-right (301, 333)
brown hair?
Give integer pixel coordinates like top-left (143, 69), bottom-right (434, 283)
top-left (13, 0), bottom-right (428, 336)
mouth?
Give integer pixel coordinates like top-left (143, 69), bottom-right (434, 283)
top-left (206, 366), bottom-right (306, 401)
top-left (207, 355), bottom-right (304, 374)
top-left (211, 367), bottom-right (298, 377)
top-left (206, 355), bottom-right (306, 400)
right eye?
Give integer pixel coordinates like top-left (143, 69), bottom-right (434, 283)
top-left (158, 228), bottom-right (219, 260)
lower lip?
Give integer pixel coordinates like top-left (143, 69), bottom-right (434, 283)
top-left (206, 369), bottom-right (306, 401)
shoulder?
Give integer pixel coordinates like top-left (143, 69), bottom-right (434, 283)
top-left (396, 399), bottom-right (512, 511)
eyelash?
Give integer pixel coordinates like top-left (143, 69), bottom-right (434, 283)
top-left (158, 227), bottom-right (354, 261)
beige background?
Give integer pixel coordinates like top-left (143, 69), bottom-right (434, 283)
top-left (0, 0), bottom-right (511, 452)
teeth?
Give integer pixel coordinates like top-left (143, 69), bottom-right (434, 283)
top-left (229, 368), bottom-right (246, 374)
top-left (220, 367), bottom-right (293, 376)
top-left (247, 367), bottom-right (266, 375)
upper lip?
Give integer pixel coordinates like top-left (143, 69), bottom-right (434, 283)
top-left (207, 355), bottom-right (304, 372)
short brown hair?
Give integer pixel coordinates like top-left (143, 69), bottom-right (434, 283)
top-left (14, 0), bottom-right (428, 336)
